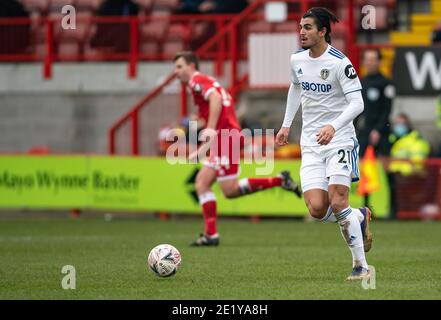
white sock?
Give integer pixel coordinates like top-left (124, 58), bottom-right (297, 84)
top-left (322, 206), bottom-right (337, 223)
top-left (238, 178), bottom-right (252, 195)
top-left (312, 206), bottom-right (337, 223)
top-left (335, 206), bottom-right (368, 269)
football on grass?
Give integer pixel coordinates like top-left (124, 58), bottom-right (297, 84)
top-left (148, 244), bottom-right (181, 277)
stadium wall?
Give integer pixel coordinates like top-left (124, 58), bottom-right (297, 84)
top-left (0, 62), bottom-right (245, 154)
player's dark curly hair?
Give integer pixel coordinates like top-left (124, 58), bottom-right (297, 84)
top-left (303, 7), bottom-right (339, 44)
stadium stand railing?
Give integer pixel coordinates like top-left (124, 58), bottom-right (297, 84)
top-left (105, 0), bottom-right (360, 156)
top-left (1, 0), bottom-right (372, 77)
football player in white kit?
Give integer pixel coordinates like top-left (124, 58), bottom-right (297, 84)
top-left (276, 7), bottom-right (373, 280)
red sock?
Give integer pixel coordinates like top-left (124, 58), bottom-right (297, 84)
top-left (199, 192), bottom-right (217, 236)
top-left (202, 201), bottom-right (217, 236)
top-left (239, 177), bottom-right (282, 194)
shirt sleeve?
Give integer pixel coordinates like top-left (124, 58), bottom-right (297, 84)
top-left (337, 57), bottom-right (362, 95)
top-left (282, 83), bottom-right (301, 128)
top-left (329, 90), bottom-right (364, 132)
top-left (192, 75), bottom-right (216, 101)
top-left (289, 54), bottom-right (301, 86)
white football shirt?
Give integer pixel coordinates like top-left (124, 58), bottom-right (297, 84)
top-left (290, 44), bottom-right (362, 147)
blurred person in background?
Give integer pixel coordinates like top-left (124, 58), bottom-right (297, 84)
top-left (91, 0), bottom-right (139, 52)
top-left (388, 113), bottom-right (431, 175)
top-left (357, 49), bottom-right (395, 159)
top-left (173, 51), bottom-right (301, 247)
top-left (0, 0), bottom-right (28, 17)
top-left (177, 0), bottom-right (248, 50)
top-left (176, 0), bottom-right (248, 14)
top-left (0, 0), bottom-right (30, 54)
top-left (198, 0), bottom-right (248, 14)
top-left (96, 0), bottom-right (139, 16)
top-left (157, 123), bottom-right (187, 156)
top-left (387, 113), bottom-right (431, 218)
top-left (176, 0), bottom-right (204, 14)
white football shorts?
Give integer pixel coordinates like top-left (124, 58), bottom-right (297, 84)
top-left (300, 138), bottom-right (360, 192)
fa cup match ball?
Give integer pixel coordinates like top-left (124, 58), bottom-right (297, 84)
top-left (148, 244), bottom-right (181, 277)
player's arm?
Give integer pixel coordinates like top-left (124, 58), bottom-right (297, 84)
top-left (317, 60), bottom-right (364, 145)
top-left (189, 90), bottom-right (222, 162)
top-left (199, 90), bottom-right (222, 144)
top-left (277, 84), bottom-right (301, 146)
top-left (317, 91), bottom-right (364, 145)
top-left (205, 90), bottom-right (222, 132)
top-left (277, 57), bottom-right (301, 146)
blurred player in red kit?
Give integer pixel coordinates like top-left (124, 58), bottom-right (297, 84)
top-left (173, 51), bottom-right (301, 246)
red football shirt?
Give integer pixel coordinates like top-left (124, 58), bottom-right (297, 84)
top-left (189, 72), bottom-right (241, 131)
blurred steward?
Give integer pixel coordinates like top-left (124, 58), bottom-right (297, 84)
top-left (387, 113), bottom-right (431, 219)
top-left (357, 49), bottom-right (395, 159)
top-left (388, 113), bottom-right (431, 176)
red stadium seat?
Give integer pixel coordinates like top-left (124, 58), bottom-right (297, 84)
top-left (273, 21), bottom-right (298, 33)
top-left (51, 11), bottom-right (90, 40)
top-left (34, 24), bottom-right (47, 43)
top-left (134, 0), bottom-right (154, 13)
top-left (331, 36), bottom-right (346, 53)
top-left (374, 6), bottom-right (388, 30)
top-left (57, 41), bottom-right (80, 57)
top-left (331, 21), bottom-right (347, 36)
top-left (35, 42), bottom-right (46, 58)
top-left (162, 39), bottom-right (184, 58)
top-left (153, 0), bottom-right (179, 11)
top-left (49, 0), bottom-right (74, 12)
top-left (248, 21), bottom-right (272, 33)
top-left (76, 0), bottom-right (104, 11)
top-left (20, 0), bottom-right (50, 14)
top-left (357, 0), bottom-right (396, 6)
top-left (167, 23), bottom-right (191, 41)
top-left (140, 20), bottom-right (169, 42)
top-left (356, 0), bottom-right (395, 30)
top-left (140, 41), bottom-right (160, 57)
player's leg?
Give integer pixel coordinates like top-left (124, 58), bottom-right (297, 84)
top-left (215, 136), bottom-right (301, 199)
top-left (191, 165), bottom-right (219, 246)
top-left (217, 173), bottom-right (300, 199)
top-left (303, 189), bottom-right (331, 220)
top-left (328, 181), bottom-right (370, 280)
top-left (325, 141), bottom-right (371, 279)
top-left (329, 142), bottom-right (373, 252)
top-left (300, 147), bottom-right (336, 222)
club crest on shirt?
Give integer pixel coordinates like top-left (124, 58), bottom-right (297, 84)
top-left (194, 83), bottom-right (203, 93)
top-left (320, 69), bottom-right (330, 80)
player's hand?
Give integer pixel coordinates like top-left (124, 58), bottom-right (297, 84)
top-left (276, 127), bottom-right (290, 146)
top-left (316, 125), bottom-right (335, 145)
top-left (188, 128), bottom-right (217, 163)
top-left (199, 128), bottom-right (217, 142)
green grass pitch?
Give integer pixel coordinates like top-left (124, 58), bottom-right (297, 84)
top-left (1, 216), bottom-right (441, 299)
